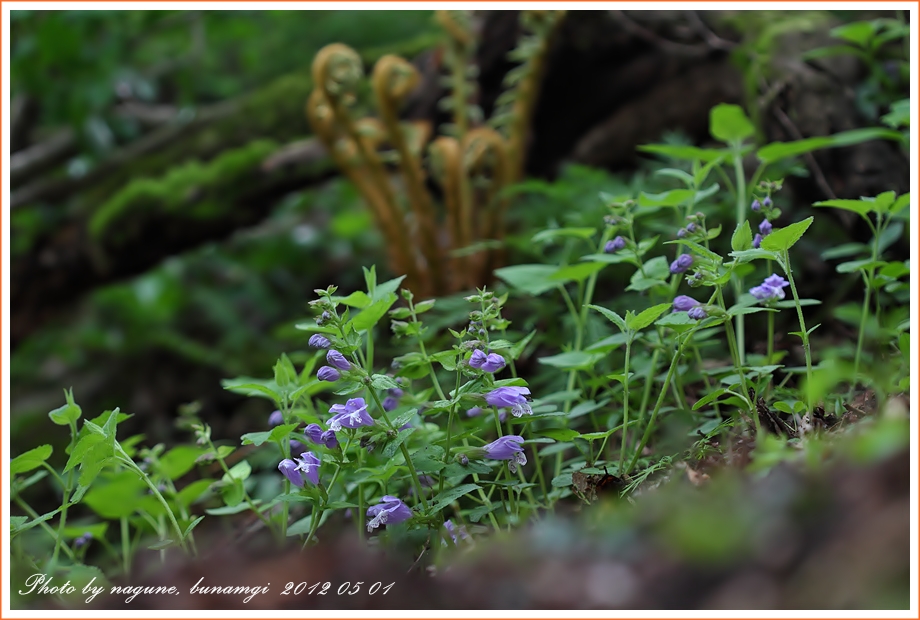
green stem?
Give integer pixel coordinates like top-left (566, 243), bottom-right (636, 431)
top-left (732, 144), bottom-right (748, 366)
top-left (120, 516), bottom-right (131, 577)
top-left (366, 389), bottom-right (429, 512)
top-left (618, 336), bottom-right (632, 473)
top-left (627, 333), bottom-right (689, 475)
top-left (13, 497), bottom-right (75, 561)
top-left (783, 250), bottom-right (814, 413)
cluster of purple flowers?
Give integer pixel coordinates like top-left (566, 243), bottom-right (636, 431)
top-left (604, 236), bottom-right (627, 253)
top-left (278, 451), bottom-right (322, 487)
top-left (751, 196), bottom-right (775, 248)
top-left (317, 349), bottom-right (351, 382)
top-left (74, 532), bottom-right (93, 549)
top-left (672, 295), bottom-right (707, 320)
top-left (469, 350), bottom-right (506, 373)
top-left (303, 423), bottom-right (339, 449)
top-left (750, 274), bottom-right (789, 302)
top-left (670, 253), bottom-right (694, 275)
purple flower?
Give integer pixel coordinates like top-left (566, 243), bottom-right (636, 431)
top-left (304, 423), bottom-right (324, 444)
top-left (604, 236), bottom-right (627, 253)
top-left (366, 495), bottom-right (413, 532)
top-left (278, 459), bottom-right (304, 487)
top-left (317, 366), bottom-right (340, 382)
top-left (677, 228), bottom-right (687, 238)
top-left (485, 386), bottom-right (532, 417)
top-left (482, 435), bottom-right (527, 472)
top-left (672, 295), bottom-right (700, 313)
top-left (468, 349), bottom-right (488, 369)
top-left (686, 222), bottom-right (696, 233)
top-left (74, 532), bottom-right (93, 548)
top-left (753, 233), bottom-right (763, 249)
top-left (669, 254), bottom-right (694, 274)
top-left (688, 306), bottom-right (708, 320)
top-left (388, 387), bottom-right (404, 398)
top-left (443, 519), bottom-right (470, 545)
top-left (268, 410), bottom-right (284, 427)
top-left (759, 219), bottom-right (773, 236)
top-left (326, 349), bottom-right (351, 371)
top-left (382, 396), bottom-right (399, 412)
top-left (328, 398), bottom-right (374, 431)
top-left (763, 196), bottom-right (773, 207)
top-left (466, 407), bottom-right (483, 417)
top-left (750, 274), bottom-right (790, 302)
top-left (309, 334), bottom-right (331, 349)
top-left (481, 353), bottom-right (506, 373)
top-left (320, 430), bottom-right (339, 449)
top-left (751, 199), bottom-right (761, 211)
top-left (278, 451), bottom-right (321, 487)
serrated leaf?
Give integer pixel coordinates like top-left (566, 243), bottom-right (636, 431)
top-left (731, 221), bottom-right (753, 252)
top-left (627, 303), bottom-right (671, 331)
top-left (351, 294), bottom-right (398, 332)
top-left (759, 217), bottom-right (814, 252)
top-left (371, 374), bottom-right (401, 390)
top-left (588, 304), bottom-right (627, 332)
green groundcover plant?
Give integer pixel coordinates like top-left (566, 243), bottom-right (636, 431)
top-left (10, 94), bottom-right (910, 606)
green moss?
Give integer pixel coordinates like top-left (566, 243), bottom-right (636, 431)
top-left (89, 139), bottom-right (279, 240)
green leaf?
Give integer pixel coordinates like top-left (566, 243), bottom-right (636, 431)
top-left (158, 446), bottom-right (209, 480)
top-left (627, 303), bottom-right (671, 331)
top-left (537, 350), bottom-right (605, 370)
top-left (373, 275), bottom-right (407, 301)
top-left (551, 261), bottom-right (606, 283)
top-left (148, 539), bottom-right (176, 551)
top-left (759, 217), bottom-right (813, 252)
top-left (382, 428), bottom-right (415, 458)
top-left (668, 239), bottom-right (722, 263)
top-left (205, 500), bottom-right (258, 516)
top-left (729, 248), bottom-right (777, 264)
top-left (757, 128), bottom-right (902, 165)
top-left (637, 143), bottom-right (728, 163)
top-left (494, 264), bottom-right (558, 296)
top-left (731, 221), bottom-right (753, 252)
top-left (637, 189), bottom-right (695, 207)
top-left (176, 478), bottom-right (214, 508)
top-left (351, 294), bottom-right (398, 332)
top-left (371, 374), bottom-right (400, 390)
top-left (410, 445), bottom-right (447, 474)
top-left (10, 445), bottom-right (53, 477)
top-left (183, 516), bottom-right (205, 539)
top-left (48, 388), bottom-right (82, 426)
top-left (813, 199), bottom-right (873, 217)
top-left (333, 290), bottom-right (371, 308)
top-left (510, 330), bottom-right (538, 359)
top-left (831, 20), bottom-right (875, 47)
top-left (221, 460), bottom-right (252, 483)
top-left (588, 304), bottom-right (627, 332)
top-left (710, 103), bottom-right (754, 143)
top-left (426, 483), bottom-right (481, 515)
top-left (539, 428), bottom-right (580, 441)
top-left (692, 388), bottom-right (729, 410)
top-left (531, 227), bottom-right (597, 243)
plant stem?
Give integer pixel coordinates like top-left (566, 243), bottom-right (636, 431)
top-left (732, 145), bottom-right (748, 366)
top-left (783, 250), bottom-right (814, 413)
top-left (120, 516), bottom-right (131, 577)
top-left (618, 336), bottom-right (632, 473)
top-left (627, 333), bottom-right (688, 474)
top-left (366, 389), bottom-right (429, 512)
top-left (13, 497), bottom-right (76, 561)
